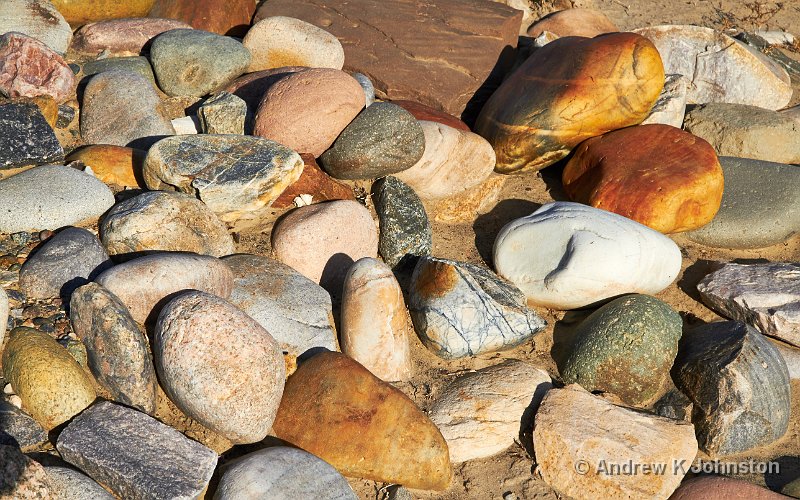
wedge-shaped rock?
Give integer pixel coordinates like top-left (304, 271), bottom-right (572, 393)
top-left (641, 74), bottom-right (689, 127)
top-left (272, 351), bottom-right (452, 491)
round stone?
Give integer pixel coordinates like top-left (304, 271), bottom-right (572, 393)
top-left (0, 0), bottom-right (72, 55)
top-left (243, 16), bottom-right (344, 72)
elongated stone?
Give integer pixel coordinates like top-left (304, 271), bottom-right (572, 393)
top-left (0, 102), bottom-right (63, 169)
top-left (71, 18), bottom-right (193, 57)
top-left (373, 176), bottom-right (431, 268)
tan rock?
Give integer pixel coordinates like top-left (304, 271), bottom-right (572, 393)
top-left (51, 0), bottom-right (155, 26)
top-left (533, 385), bottom-right (697, 500)
top-left (272, 351), bottom-right (452, 490)
top-left (254, 68), bottom-right (364, 157)
top-left (340, 258), bottom-right (413, 382)
top-left (0, 0), bottom-right (72, 55)
top-left (2, 327), bottom-right (96, 430)
top-left (527, 8), bottom-right (618, 38)
top-left (430, 174), bottom-right (506, 223)
top-left (71, 18), bottom-right (193, 57)
top-left (67, 145), bottom-right (146, 188)
top-left (244, 16), bottom-right (344, 72)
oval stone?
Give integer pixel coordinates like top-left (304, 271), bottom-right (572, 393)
top-left (51, 0), bottom-right (154, 26)
top-left (243, 16), bottom-right (345, 72)
top-left (475, 32), bottom-right (664, 173)
top-left (0, 32), bottom-right (76, 104)
top-left (155, 290), bottom-right (286, 444)
top-left (67, 145), bottom-right (146, 189)
top-left (2, 327), bottom-right (96, 430)
top-left (71, 18), bottom-right (193, 57)
top-left (562, 124), bottom-right (724, 233)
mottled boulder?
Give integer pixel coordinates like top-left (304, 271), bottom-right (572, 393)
top-left (71, 17), bottom-right (192, 57)
top-left (272, 352), bottom-right (452, 491)
top-left (409, 256), bottom-right (546, 359)
top-left (272, 154), bottom-right (355, 209)
top-left (197, 92), bottom-right (247, 135)
top-left (0, 400), bottom-right (47, 450)
top-left (562, 124), bottom-right (724, 233)
top-left (372, 177), bottom-right (431, 268)
top-left (244, 16), bottom-right (344, 72)
top-left (66, 145), bottom-right (146, 188)
top-left (0, 102), bottom-right (63, 169)
top-left (0, 0), bottom-right (72, 55)
top-left (149, 0), bottom-right (256, 36)
top-left (527, 8), bottom-right (618, 38)
top-left (70, 282), bottom-right (157, 414)
top-left (0, 445), bottom-right (52, 499)
top-left (673, 321), bottom-right (790, 456)
top-left (0, 32), bottom-right (75, 104)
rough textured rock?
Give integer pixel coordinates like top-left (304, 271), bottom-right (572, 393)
top-left (272, 154), bottom-right (355, 209)
top-left (527, 8), bottom-right (618, 38)
top-left (149, 0), bottom-right (256, 36)
top-left (409, 256), bottom-right (546, 359)
top-left (271, 200), bottom-right (378, 294)
top-left (562, 295), bottom-right (682, 406)
top-left (391, 100), bottom-right (470, 131)
top-left (635, 25), bottom-right (792, 110)
top-left (0, 32), bottom-right (75, 104)
top-left (66, 145), bottom-right (146, 188)
top-left (341, 258), bottom-right (413, 382)
top-left (475, 33), bottom-right (664, 173)
top-left (0, 165), bottom-right (114, 233)
top-left (674, 321), bottom-right (790, 456)
top-left (19, 227), bottom-right (111, 300)
top-left (0, 0), bottom-right (72, 55)
top-left (254, 68), bottom-right (364, 157)
top-left (493, 202), bottom-right (682, 309)
top-left (94, 253), bottom-right (233, 324)
top-left (641, 74), bottom-right (688, 127)
top-left (533, 385), bottom-right (697, 500)
top-left (43, 466), bottom-right (114, 500)
top-left (698, 263), bottom-right (800, 347)
top-left (373, 177), bottom-right (432, 268)
top-left (0, 400), bottom-right (47, 450)
top-left (100, 191), bottom-right (234, 258)
top-left (257, 0), bottom-right (522, 118)
top-left (150, 29), bottom-right (251, 98)
top-left (56, 401), bottom-right (217, 500)
top-left (0, 445), bottom-right (52, 499)
top-left (2, 327), bottom-right (96, 430)
top-left (223, 254), bottom-right (338, 363)
top-left (0, 102), bottom-right (63, 169)
top-left (70, 282), bottom-right (157, 414)
top-left (81, 56), bottom-right (155, 84)
top-left (197, 92), bottom-right (246, 135)
top-left (80, 70), bottom-right (175, 147)
top-left (674, 476), bottom-right (786, 500)
top-left (685, 157), bottom-right (800, 249)
top-left (155, 291), bottom-right (285, 444)
top-left (430, 360), bottom-right (552, 463)
top-left (71, 18), bottom-right (192, 57)
top-left (562, 124), bottom-right (724, 233)
top-left (683, 103), bottom-right (800, 164)
top-left (272, 352), bottom-right (452, 491)
top-left (244, 16), bottom-right (344, 72)
top-left (50, 0), bottom-right (154, 26)
top-left (143, 134), bottom-right (303, 223)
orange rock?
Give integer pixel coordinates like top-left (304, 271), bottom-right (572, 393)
top-left (562, 124), bottom-right (723, 233)
top-left (52, 0), bottom-right (155, 26)
top-left (27, 96), bottom-right (59, 129)
top-left (149, 0), bottom-right (256, 36)
top-left (67, 145), bottom-right (146, 188)
top-left (272, 351), bottom-right (452, 491)
top-left (527, 8), bottom-right (619, 38)
top-left (272, 154), bottom-right (354, 208)
top-left (475, 32), bottom-right (664, 173)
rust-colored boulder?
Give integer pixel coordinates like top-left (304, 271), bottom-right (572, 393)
top-left (562, 124), bottom-right (723, 233)
top-left (272, 154), bottom-right (354, 208)
top-left (475, 32), bottom-right (664, 174)
top-left (272, 351), bottom-right (452, 490)
top-left (67, 145), bottom-right (146, 188)
top-left (391, 100), bottom-right (471, 132)
top-left (149, 0), bottom-right (256, 36)
top-left (527, 8), bottom-right (619, 38)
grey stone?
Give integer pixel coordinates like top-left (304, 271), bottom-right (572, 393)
top-left (80, 70), bottom-right (175, 148)
top-left (698, 262), bottom-right (800, 346)
top-left (56, 401), bottom-right (217, 500)
top-left (738, 32), bottom-right (800, 78)
top-left (44, 466), bottom-right (113, 500)
top-left (0, 102), bottom-right (63, 169)
top-left (673, 321), bottom-right (790, 457)
top-left (0, 0), bottom-right (71, 55)
top-left (214, 446), bottom-right (356, 500)
top-left (351, 72), bottom-right (374, 107)
top-left (223, 254), bottom-right (337, 361)
top-left (0, 165), bottom-right (115, 233)
top-left (685, 157), bottom-right (800, 249)
top-left (150, 29), bottom-right (251, 97)
top-left (409, 256), bottom-right (546, 359)
top-left (373, 176), bottom-right (432, 268)
top-left (683, 103), bottom-right (800, 164)
top-left (320, 102), bottom-right (425, 180)
top-left (70, 282), bottom-right (157, 414)
top-left (0, 400), bottom-right (47, 450)
top-left (653, 389), bottom-right (693, 422)
top-left (198, 92), bottom-right (247, 134)
top-left (561, 294), bottom-right (683, 407)
top-left (772, 340), bottom-right (800, 381)
top-left (19, 227), bottom-right (111, 300)
top-left (641, 74), bottom-right (688, 128)
top-left (81, 56), bottom-right (155, 84)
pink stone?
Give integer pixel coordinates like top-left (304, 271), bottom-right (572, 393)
top-left (0, 32), bottom-right (75, 104)
top-left (71, 18), bottom-right (193, 57)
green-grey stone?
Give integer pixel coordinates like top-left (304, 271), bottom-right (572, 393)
top-left (198, 92), bottom-right (246, 135)
top-left (82, 57), bottom-right (155, 84)
top-left (561, 294), bottom-right (682, 407)
top-left (373, 176), bottom-right (431, 268)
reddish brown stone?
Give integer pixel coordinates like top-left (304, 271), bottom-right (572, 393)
top-left (0, 32), bottom-right (76, 104)
top-left (149, 0), bottom-right (256, 36)
top-left (223, 66), bottom-right (306, 114)
top-left (669, 476), bottom-right (785, 500)
top-left (391, 99), bottom-right (470, 132)
top-left (562, 124), bottom-right (723, 234)
top-left (527, 8), bottom-right (619, 38)
top-left (272, 154), bottom-right (354, 209)
top-left (256, 0), bottom-right (522, 118)
top-left (71, 18), bottom-right (193, 57)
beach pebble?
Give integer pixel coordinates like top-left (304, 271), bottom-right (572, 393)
top-left (373, 176), bottom-right (432, 268)
top-left (272, 154), bottom-right (355, 208)
top-left (493, 202), bottom-right (682, 309)
top-left (94, 253), bottom-right (233, 324)
top-left (197, 92), bottom-right (247, 134)
top-left (56, 401), bottom-right (217, 500)
top-left (70, 282), bottom-right (158, 414)
top-left (100, 191), bottom-right (235, 258)
top-left (66, 145), bottom-right (146, 188)
top-left (0, 445), bottom-right (52, 498)
top-left (71, 17), bottom-right (192, 57)
top-left (641, 74), bottom-right (688, 127)
top-left (430, 360), bottom-right (552, 463)
top-left (244, 16), bottom-right (345, 72)
top-left (272, 351), bottom-right (452, 491)
top-left (409, 256), bottom-right (546, 359)
top-left (0, 0), bottom-right (72, 55)
top-left (43, 465), bottom-right (114, 500)
top-left (155, 290), bottom-right (285, 444)
top-left (674, 321), bottom-right (790, 456)
top-left (341, 257), bottom-right (413, 382)
top-left (0, 165), bottom-right (114, 233)
top-left (527, 8), bottom-right (618, 38)
top-left (0, 399), bottom-right (47, 450)
top-left (50, 0), bottom-right (154, 26)
top-left (19, 227), bottom-right (111, 300)
top-left (148, 0), bottom-right (256, 36)
top-left (0, 32), bottom-right (76, 104)
top-left (395, 121), bottom-right (495, 200)
top-left (0, 102), bottom-right (63, 170)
